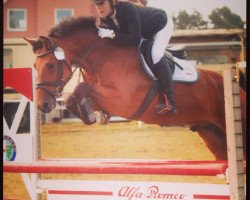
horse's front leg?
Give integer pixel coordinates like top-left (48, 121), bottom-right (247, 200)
top-left (64, 82), bottom-right (111, 125)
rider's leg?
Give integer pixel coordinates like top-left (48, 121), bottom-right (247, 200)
top-left (151, 16), bottom-right (177, 114)
top-left (153, 57), bottom-right (177, 114)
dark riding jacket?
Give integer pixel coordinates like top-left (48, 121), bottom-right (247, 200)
top-left (100, 1), bottom-right (168, 46)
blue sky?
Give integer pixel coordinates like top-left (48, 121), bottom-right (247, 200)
top-left (147, 0), bottom-right (246, 21)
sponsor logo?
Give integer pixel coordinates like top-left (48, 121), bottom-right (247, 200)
top-left (3, 135), bottom-right (17, 161)
top-left (118, 185), bottom-right (187, 200)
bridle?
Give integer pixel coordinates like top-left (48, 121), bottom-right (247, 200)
top-left (35, 38), bottom-right (100, 100)
top-left (35, 47), bottom-right (74, 100)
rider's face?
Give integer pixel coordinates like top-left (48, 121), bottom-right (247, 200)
top-left (95, 0), bottom-right (113, 18)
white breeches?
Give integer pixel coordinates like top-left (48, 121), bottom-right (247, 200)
top-left (151, 14), bottom-right (174, 64)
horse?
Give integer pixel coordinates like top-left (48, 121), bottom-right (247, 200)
top-left (24, 16), bottom-right (246, 161)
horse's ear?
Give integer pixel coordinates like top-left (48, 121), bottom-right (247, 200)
top-left (23, 37), bottom-right (37, 48)
top-left (38, 36), bottom-right (56, 50)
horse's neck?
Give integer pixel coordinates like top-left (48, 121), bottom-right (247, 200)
top-left (56, 30), bottom-right (99, 65)
top-left (83, 40), bottom-right (139, 74)
top-left (57, 34), bottom-right (142, 84)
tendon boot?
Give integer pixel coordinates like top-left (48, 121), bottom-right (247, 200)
top-left (153, 57), bottom-right (177, 114)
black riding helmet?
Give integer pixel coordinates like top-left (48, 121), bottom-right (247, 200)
top-left (92, 0), bottom-right (117, 16)
top-left (92, 0), bottom-right (105, 4)
top-left (92, 0), bottom-right (116, 6)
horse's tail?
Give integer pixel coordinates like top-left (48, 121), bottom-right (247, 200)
top-left (239, 70), bottom-right (246, 92)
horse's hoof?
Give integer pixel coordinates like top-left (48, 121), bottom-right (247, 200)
top-left (95, 111), bottom-right (109, 125)
top-left (88, 112), bottom-right (96, 123)
top-left (80, 97), bottom-right (96, 124)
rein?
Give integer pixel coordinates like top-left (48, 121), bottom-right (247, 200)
top-left (35, 38), bottom-right (100, 100)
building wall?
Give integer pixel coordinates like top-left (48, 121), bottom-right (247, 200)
top-left (36, 0), bottom-right (92, 36)
top-left (170, 30), bottom-right (244, 64)
top-left (4, 38), bottom-right (36, 68)
top-left (4, 0), bottom-right (92, 38)
top-left (4, 0), bottom-right (38, 38)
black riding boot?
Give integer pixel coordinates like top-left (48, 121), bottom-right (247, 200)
top-left (153, 57), bottom-right (177, 114)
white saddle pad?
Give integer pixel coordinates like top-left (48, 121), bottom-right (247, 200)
top-left (172, 57), bottom-right (199, 83)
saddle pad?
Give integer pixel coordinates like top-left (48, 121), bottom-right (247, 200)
top-left (140, 52), bottom-right (199, 83)
top-left (172, 57), bottom-right (199, 83)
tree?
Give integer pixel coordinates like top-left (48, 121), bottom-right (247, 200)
top-left (173, 10), bottom-right (207, 30)
top-left (208, 6), bottom-right (245, 29)
top-left (173, 10), bottom-right (189, 29)
top-left (189, 10), bottom-right (208, 29)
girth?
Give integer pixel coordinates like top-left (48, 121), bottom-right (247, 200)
top-left (127, 79), bottom-right (160, 120)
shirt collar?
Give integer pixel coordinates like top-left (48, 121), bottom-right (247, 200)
top-left (109, 9), bottom-right (116, 20)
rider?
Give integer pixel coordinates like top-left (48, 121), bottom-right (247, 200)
top-left (92, 0), bottom-right (177, 114)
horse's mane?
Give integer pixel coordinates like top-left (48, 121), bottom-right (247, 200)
top-left (48, 16), bottom-right (97, 38)
top-left (31, 17), bottom-right (96, 53)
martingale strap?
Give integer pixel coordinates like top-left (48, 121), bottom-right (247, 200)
top-left (128, 80), bottom-right (160, 120)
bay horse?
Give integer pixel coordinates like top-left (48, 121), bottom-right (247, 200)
top-left (24, 16), bottom-right (246, 160)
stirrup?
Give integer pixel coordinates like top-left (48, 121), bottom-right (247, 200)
top-left (157, 106), bottom-right (172, 114)
top-left (155, 98), bottom-right (177, 114)
top-left (155, 98), bottom-right (172, 114)
top-left (168, 100), bottom-right (177, 114)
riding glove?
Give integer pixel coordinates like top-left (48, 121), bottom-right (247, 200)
top-left (98, 28), bottom-right (115, 39)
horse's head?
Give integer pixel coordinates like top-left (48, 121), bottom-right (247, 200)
top-left (24, 36), bottom-right (72, 113)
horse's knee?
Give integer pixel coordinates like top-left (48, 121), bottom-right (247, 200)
top-left (64, 94), bottom-right (80, 117)
top-left (64, 92), bottom-right (96, 125)
top-left (64, 82), bottom-right (110, 125)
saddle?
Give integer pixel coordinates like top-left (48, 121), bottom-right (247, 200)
top-left (139, 40), bottom-right (199, 83)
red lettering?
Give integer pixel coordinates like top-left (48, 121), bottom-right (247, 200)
top-left (118, 186), bottom-right (130, 197)
top-left (147, 186), bottom-right (159, 198)
top-left (118, 185), bottom-right (187, 200)
top-left (118, 186), bottom-right (143, 200)
top-left (146, 185), bottom-right (187, 199)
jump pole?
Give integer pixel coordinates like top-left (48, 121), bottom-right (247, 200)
top-left (223, 68), bottom-right (245, 200)
top-left (3, 159), bottom-right (230, 175)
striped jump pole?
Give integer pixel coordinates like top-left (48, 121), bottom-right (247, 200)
top-left (3, 159), bottom-right (231, 176)
top-left (4, 159), bottom-right (235, 200)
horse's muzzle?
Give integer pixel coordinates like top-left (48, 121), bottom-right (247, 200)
top-left (36, 96), bottom-right (56, 113)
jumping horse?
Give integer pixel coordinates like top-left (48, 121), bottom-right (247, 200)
top-left (24, 16), bottom-right (246, 160)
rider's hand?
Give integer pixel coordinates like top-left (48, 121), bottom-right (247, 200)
top-left (98, 28), bottom-right (115, 39)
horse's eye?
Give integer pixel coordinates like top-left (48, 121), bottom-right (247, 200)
top-left (47, 63), bottom-right (55, 69)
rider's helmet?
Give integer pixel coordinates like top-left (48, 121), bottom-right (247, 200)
top-left (92, 0), bottom-right (105, 4)
top-left (92, 0), bottom-right (116, 5)
top-left (92, 0), bottom-right (117, 11)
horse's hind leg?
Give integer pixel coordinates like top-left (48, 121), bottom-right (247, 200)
top-left (191, 124), bottom-right (227, 160)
